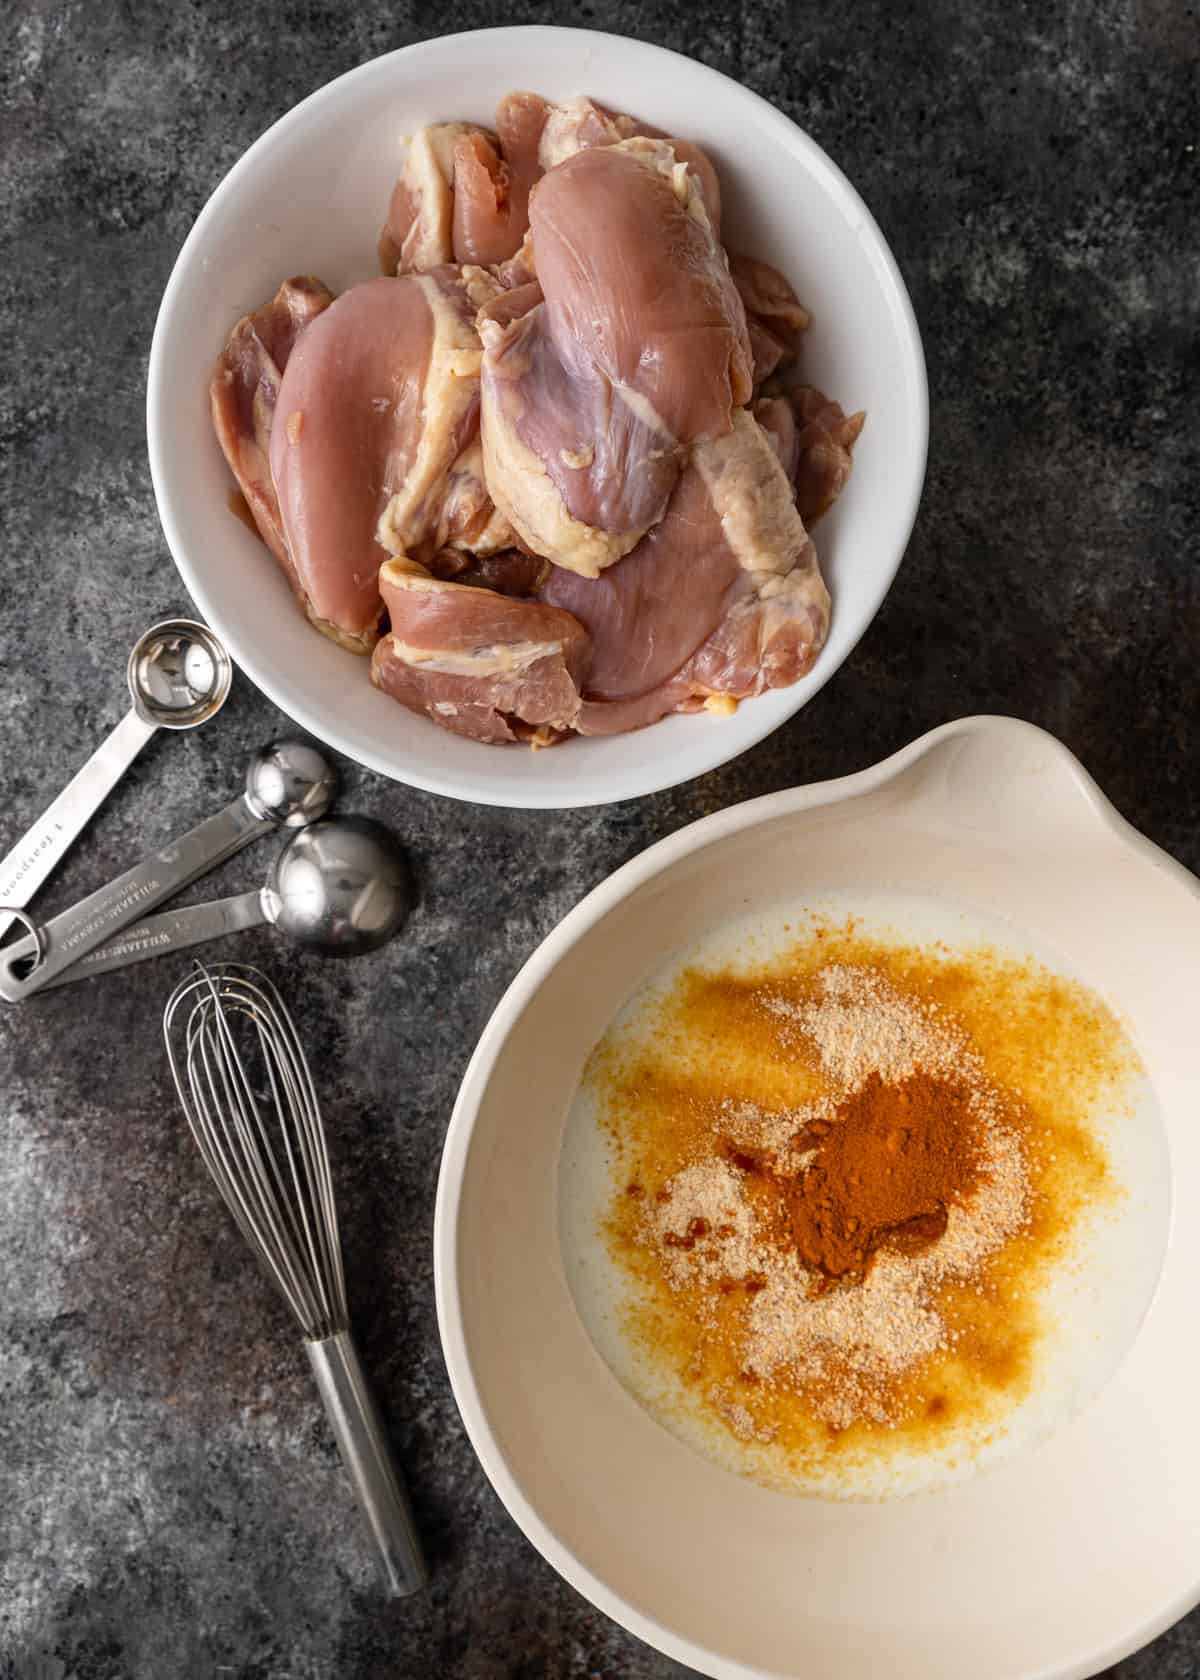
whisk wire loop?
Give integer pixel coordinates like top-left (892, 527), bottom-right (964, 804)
top-left (220, 990), bottom-right (326, 1324)
top-left (203, 998), bottom-right (324, 1328)
top-left (164, 964), bottom-right (347, 1338)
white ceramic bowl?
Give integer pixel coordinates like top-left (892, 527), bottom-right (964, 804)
top-left (147, 25), bottom-right (927, 808)
top-left (436, 715), bottom-right (1200, 1678)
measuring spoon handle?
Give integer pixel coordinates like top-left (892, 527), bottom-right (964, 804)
top-left (0, 707), bottom-right (156, 944)
top-left (0, 796), bottom-right (270, 1000)
top-left (40, 891), bottom-right (269, 989)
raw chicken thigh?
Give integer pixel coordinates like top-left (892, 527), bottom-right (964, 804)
top-left (378, 123), bottom-right (481, 273)
top-left (377, 103), bottom-right (548, 273)
top-left (380, 93), bottom-right (723, 273)
top-left (450, 94), bottom-right (549, 266)
top-left (531, 94), bottom-right (722, 230)
top-left (480, 139), bottom-right (752, 577)
top-left (210, 276), bottom-right (335, 588)
top-left (370, 557), bottom-right (588, 743)
top-left (730, 253), bottom-right (812, 387)
top-left (210, 89), bottom-right (864, 753)
top-left (542, 411), bottom-right (830, 733)
top-left (529, 141), bottom-right (748, 442)
top-left (755, 387), bottom-right (866, 524)
top-left (269, 264), bottom-right (498, 652)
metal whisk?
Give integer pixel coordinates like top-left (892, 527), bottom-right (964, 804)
top-left (163, 963), bottom-right (427, 1597)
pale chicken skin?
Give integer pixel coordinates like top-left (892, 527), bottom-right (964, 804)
top-left (370, 557), bottom-right (588, 743)
top-left (270, 265), bottom-right (499, 653)
top-left (479, 138), bottom-right (752, 577)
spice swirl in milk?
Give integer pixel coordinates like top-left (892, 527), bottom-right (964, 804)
top-left (568, 903), bottom-right (1159, 1497)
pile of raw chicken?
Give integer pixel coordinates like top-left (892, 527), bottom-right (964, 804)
top-left (211, 94), bottom-right (863, 746)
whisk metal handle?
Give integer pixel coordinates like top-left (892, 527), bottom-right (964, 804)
top-left (305, 1331), bottom-right (428, 1598)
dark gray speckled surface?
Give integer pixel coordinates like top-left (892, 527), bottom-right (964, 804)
top-left (1, 0), bottom-right (1197, 1675)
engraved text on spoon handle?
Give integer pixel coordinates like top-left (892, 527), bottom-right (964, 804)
top-left (40, 890), bottom-right (268, 988)
top-left (0, 708), bottom-right (156, 944)
top-left (0, 797), bottom-right (269, 1000)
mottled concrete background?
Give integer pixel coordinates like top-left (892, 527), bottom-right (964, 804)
top-left (0, 0), bottom-right (1196, 1675)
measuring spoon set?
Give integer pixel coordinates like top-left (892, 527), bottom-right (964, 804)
top-left (0, 619), bottom-right (412, 1002)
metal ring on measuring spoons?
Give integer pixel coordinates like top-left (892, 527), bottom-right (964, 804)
top-left (0, 907), bottom-right (44, 972)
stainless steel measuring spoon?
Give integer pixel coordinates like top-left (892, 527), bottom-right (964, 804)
top-left (0, 619), bottom-right (232, 945)
top-left (41, 816), bottom-right (413, 987)
top-left (0, 739), bottom-right (337, 1001)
